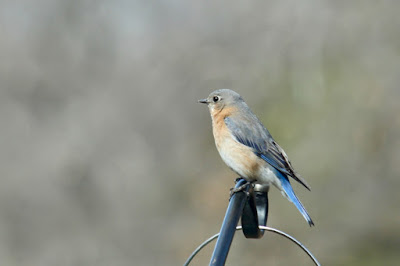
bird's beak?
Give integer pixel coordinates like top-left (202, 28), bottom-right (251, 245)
top-left (198, 98), bottom-right (208, 104)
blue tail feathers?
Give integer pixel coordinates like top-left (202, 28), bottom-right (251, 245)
top-left (274, 169), bottom-right (314, 226)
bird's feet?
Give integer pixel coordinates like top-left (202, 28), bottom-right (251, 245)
top-left (229, 180), bottom-right (254, 199)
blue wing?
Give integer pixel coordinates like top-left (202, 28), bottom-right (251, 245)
top-left (224, 116), bottom-right (311, 190)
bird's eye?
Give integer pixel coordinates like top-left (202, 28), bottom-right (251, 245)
top-left (213, 96), bottom-right (220, 102)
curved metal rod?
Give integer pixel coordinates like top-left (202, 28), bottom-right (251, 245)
top-left (184, 226), bottom-right (320, 266)
top-left (255, 226), bottom-right (320, 266)
top-left (184, 232), bottom-right (220, 266)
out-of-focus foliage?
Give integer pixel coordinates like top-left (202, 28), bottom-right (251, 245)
top-left (0, 1), bottom-right (399, 265)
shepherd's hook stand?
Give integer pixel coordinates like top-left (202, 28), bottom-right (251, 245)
top-left (184, 177), bottom-right (320, 266)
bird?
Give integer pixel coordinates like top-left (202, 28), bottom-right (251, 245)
top-left (199, 89), bottom-right (314, 226)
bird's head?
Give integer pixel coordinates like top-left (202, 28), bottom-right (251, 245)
top-left (198, 89), bottom-right (244, 115)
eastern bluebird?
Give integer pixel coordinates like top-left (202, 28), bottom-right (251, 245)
top-left (199, 89), bottom-right (314, 226)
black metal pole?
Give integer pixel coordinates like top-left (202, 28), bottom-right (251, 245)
top-left (209, 178), bottom-right (250, 266)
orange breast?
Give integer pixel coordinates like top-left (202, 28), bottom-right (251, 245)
top-left (211, 108), bottom-right (262, 180)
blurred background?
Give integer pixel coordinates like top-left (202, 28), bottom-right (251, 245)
top-left (1, 0), bottom-right (399, 265)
